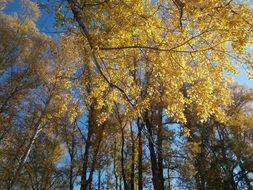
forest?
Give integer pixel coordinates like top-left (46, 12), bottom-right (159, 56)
top-left (0, 0), bottom-right (253, 189)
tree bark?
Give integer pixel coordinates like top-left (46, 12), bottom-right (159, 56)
top-left (80, 107), bottom-right (94, 190)
top-left (113, 141), bottom-right (118, 190)
top-left (137, 118), bottom-right (143, 190)
top-left (8, 95), bottom-right (52, 189)
top-left (157, 109), bottom-right (164, 189)
top-left (120, 126), bottom-right (128, 190)
top-left (98, 167), bottom-right (101, 190)
top-left (81, 107), bottom-right (105, 190)
top-left (130, 124), bottom-right (135, 190)
top-left (145, 111), bottom-right (164, 190)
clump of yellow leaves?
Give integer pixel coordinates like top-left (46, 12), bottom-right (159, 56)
top-left (63, 0), bottom-right (253, 124)
top-left (182, 127), bottom-right (191, 137)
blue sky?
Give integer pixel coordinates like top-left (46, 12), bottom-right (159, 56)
top-left (4, 0), bottom-right (253, 89)
top-left (234, 65), bottom-right (253, 88)
top-left (2, 1), bottom-right (252, 189)
top-left (4, 0), bottom-right (59, 34)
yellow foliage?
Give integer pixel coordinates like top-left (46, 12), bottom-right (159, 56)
top-left (64, 0), bottom-right (253, 124)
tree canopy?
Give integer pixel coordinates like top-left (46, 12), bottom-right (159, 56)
top-left (0, 0), bottom-right (253, 189)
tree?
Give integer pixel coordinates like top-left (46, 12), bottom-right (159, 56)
top-left (1, 0), bottom-right (253, 190)
top-left (179, 84), bottom-right (253, 190)
top-left (0, 2), bottom-right (77, 189)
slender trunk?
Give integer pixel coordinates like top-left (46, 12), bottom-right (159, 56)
top-left (80, 104), bottom-right (106, 190)
top-left (194, 132), bottom-right (207, 190)
top-left (98, 167), bottom-right (101, 190)
top-left (86, 124), bottom-right (105, 188)
top-left (145, 114), bottom-right (160, 190)
top-left (12, 126), bottom-right (42, 181)
top-left (120, 127), bottom-right (128, 190)
top-left (113, 141), bottom-right (118, 190)
top-left (80, 144), bottom-right (90, 190)
top-left (107, 169), bottom-right (112, 190)
top-left (69, 153), bottom-right (74, 190)
top-left (80, 135), bottom-right (91, 190)
top-left (69, 130), bottom-right (75, 190)
top-left (8, 95), bottom-right (51, 189)
top-left (80, 109), bottom-right (93, 190)
top-left (115, 176), bottom-right (118, 190)
top-left (157, 110), bottom-right (164, 189)
top-left (217, 127), bottom-right (237, 190)
top-left (167, 161), bottom-right (171, 190)
top-left (145, 111), bottom-right (164, 190)
top-left (130, 124), bottom-right (135, 190)
top-left (120, 176), bottom-right (122, 190)
top-left (137, 118), bottom-right (143, 190)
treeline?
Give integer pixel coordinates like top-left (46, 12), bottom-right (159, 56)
top-left (0, 0), bottom-right (253, 190)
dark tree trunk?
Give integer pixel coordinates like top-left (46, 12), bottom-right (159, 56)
top-left (80, 105), bottom-right (105, 190)
top-left (69, 124), bottom-right (76, 190)
top-left (80, 107), bottom-right (94, 190)
top-left (137, 118), bottom-right (143, 190)
top-left (120, 127), bottom-right (128, 190)
top-left (120, 176), bottom-right (122, 190)
top-left (69, 147), bottom-right (74, 190)
top-left (113, 141), bottom-right (118, 190)
top-left (167, 161), bottom-right (171, 190)
top-left (145, 111), bottom-right (164, 190)
top-left (130, 124), bottom-right (135, 190)
top-left (98, 167), bottom-right (101, 190)
top-left (157, 109), bottom-right (164, 189)
top-left (80, 129), bottom-right (91, 190)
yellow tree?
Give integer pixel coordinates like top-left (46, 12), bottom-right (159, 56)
top-left (177, 84), bottom-right (253, 190)
top-left (0, 1), bottom-right (78, 189)
top-left (63, 1), bottom-right (252, 189)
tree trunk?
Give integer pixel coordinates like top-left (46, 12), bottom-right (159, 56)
top-left (8, 96), bottom-right (51, 189)
top-left (69, 126), bottom-right (76, 190)
top-left (130, 124), bottom-right (135, 190)
top-left (69, 150), bottom-right (74, 190)
top-left (157, 109), bottom-right (164, 189)
top-left (145, 112), bottom-right (164, 190)
top-left (113, 141), bottom-right (118, 190)
top-left (120, 126), bottom-right (128, 190)
top-left (80, 108), bottom-right (94, 190)
top-left (167, 161), bottom-right (171, 190)
top-left (137, 118), bottom-right (143, 190)
top-left (120, 176), bottom-right (122, 190)
top-left (98, 167), bottom-right (101, 190)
